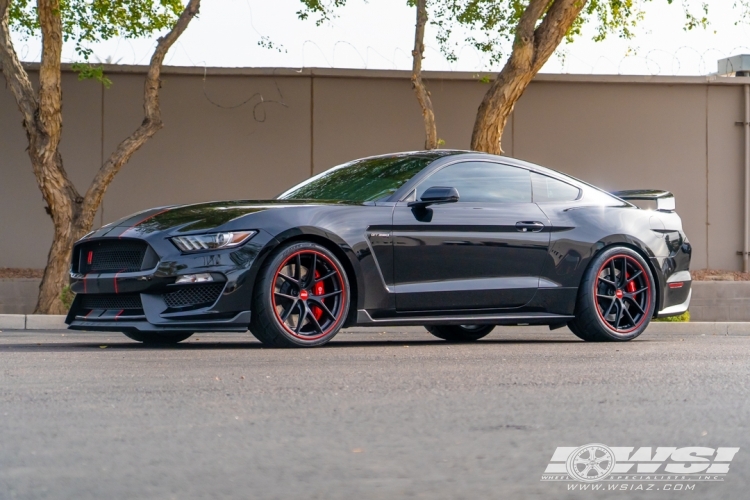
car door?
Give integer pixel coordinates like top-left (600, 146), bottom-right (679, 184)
top-left (392, 161), bottom-right (550, 312)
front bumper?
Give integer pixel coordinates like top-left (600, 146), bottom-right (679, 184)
top-left (66, 231), bottom-right (274, 333)
top-left (68, 311), bottom-right (252, 334)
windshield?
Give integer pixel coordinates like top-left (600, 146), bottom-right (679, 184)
top-left (277, 154), bottom-right (436, 202)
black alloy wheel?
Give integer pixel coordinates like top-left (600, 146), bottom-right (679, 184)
top-left (122, 331), bottom-right (194, 344)
top-left (251, 241), bottom-right (350, 347)
top-left (568, 246), bottom-right (655, 342)
top-left (425, 324), bottom-right (495, 342)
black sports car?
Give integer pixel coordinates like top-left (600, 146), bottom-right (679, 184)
top-left (66, 151), bottom-right (691, 346)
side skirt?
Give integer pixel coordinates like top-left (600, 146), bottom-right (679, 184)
top-left (356, 309), bottom-right (574, 327)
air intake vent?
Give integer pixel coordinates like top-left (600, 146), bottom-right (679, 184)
top-left (77, 239), bottom-right (149, 273)
top-left (163, 283), bottom-right (224, 309)
top-left (81, 293), bottom-right (143, 310)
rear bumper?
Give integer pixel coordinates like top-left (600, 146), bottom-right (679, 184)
top-left (657, 271), bottom-right (692, 318)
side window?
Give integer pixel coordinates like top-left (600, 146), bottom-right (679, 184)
top-left (531, 173), bottom-right (581, 202)
top-left (416, 162), bottom-right (531, 203)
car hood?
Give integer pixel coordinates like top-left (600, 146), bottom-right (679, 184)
top-left (109, 199), bottom-right (360, 234)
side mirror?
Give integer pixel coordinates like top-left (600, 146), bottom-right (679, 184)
top-left (408, 186), bottom-right (459, 208)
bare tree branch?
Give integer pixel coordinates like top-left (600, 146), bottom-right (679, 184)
top-left (81, 0), bottom-right (201, 223)
top-left (471, 0), bottom-right (589, 154)
top-left (2, 0), bottom-right (200, 313)
top-left (0, 0), bottom-right (38, 129)
top-left (532, 0), bottom-right (588, 73)
top-left (36, 0), bottom-right (63, 160)
top-left (411, 0), bottom-right (437, 150)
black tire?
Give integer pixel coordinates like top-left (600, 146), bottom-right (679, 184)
top-left (250, 241), bottom-right (350, 347)
top-left (122, 331), bottom-right (193, 344)
top-left (568, 246), bottom-right (656, 342)
top-left (425, 324), bottom-right (495, 342)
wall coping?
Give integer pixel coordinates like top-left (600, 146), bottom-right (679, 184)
top-left (19, 62), bottom-right (750, 86)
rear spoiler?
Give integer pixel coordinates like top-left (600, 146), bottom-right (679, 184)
top-left (610, 190), bottom-right (675, 212)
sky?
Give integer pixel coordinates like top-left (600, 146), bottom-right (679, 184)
top-left (10, 0), bottom-right (750, 75)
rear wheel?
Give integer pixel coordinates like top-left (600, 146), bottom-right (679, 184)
top-left (250, 241), bottom-right (350, 347)
top-left (568, 247), bottom-right (655, 342)
top-left (122, 331), bottom-right (193, 344)
top-left (425, 324), bottom-right (495, 342)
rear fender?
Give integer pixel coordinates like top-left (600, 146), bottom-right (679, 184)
top-left (590, 235), bottom-right (664, 316)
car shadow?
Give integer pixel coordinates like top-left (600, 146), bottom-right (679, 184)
top-left (0, 336), bottom-right (620, 353)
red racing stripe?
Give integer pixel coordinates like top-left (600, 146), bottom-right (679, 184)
top-left (114, 269), bottom-right (125, 294)
top-left (119, 208), bottom-right (171, 239)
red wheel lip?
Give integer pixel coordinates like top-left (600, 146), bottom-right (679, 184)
top-left (271, 249), bottom-right (346, 341)
top-left (594, 254), bottom-right (651, 335)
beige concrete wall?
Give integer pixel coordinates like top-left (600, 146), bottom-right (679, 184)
top-left (512, 82), bottom-right (711, 268)
top-left (1, 66), bottom-right (748, 271)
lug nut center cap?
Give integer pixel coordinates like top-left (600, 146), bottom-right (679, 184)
top-left (615, 289), bottom-right (623, 299)
top-left (299, 290), bottom-right (309, 300)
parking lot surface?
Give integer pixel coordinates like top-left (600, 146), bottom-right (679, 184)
top-left (1, 327), bottom-right (748, 499)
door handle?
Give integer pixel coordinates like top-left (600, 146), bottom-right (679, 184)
top-left (515, 221), bottom-right (545, 233)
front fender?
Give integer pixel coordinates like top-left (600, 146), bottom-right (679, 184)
top-left (266, 226), bottom-right (367, 313)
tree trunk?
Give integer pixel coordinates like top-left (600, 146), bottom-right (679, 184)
top-left (470, 0), bottom-right (588, 154)
top-left (0, 0), bottom-right (201, 314)
top-left (411, 0), bottom-right (437, 150)
top-left (80, 0), bottom-right (202, 225)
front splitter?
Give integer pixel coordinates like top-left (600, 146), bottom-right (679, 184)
top-left (67, 311), bottom-right (251, 333)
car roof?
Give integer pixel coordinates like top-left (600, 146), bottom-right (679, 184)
top-left (380, 150), bottom-right (581, 184)
top-left (379, 150), bottom-right (620, 204)
top-left (338, 150), bottom-right (573, 180)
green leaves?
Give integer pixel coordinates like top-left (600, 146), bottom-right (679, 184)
top-left (70, 62), bottom-right (112, 87)
top-left (9, 0), bottom-right (185, 61)
top-left (422, 1), bottom-right (720, 68)
top-left (297, 0), bottom-right (349, 25)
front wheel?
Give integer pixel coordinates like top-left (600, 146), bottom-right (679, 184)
top-left (250, 241), bottom-right (350, 347)
top-left (425, 324), bottom-right (495, 342)
top-left (568, 247), bottom-right (656, 342)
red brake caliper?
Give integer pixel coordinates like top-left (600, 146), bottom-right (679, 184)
top-left (310, 270), bottom-right (325, 320)
top-left (626, 271), bottom-right (636, 293)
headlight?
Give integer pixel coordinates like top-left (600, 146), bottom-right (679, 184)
top-left (171, 231), bottom-right (256, 252)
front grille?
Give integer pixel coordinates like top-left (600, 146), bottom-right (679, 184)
top-left (77, 240), bottom-right (148, 273)
top-left (81, 293), bottom-right (143, 310)
top-left (163, 283), bottom-right (224, 309)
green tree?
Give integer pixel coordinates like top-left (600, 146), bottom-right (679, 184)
top-left (410, 0), bottom-right (438, 149)
top-left (299, 1), bottom-right (717, 153)
top-left (0, 0), bottom-right (201, 313)
top-left (429, 0), bottom-right (711, 153)
top-left (302, 0), bottom-right (440, 149)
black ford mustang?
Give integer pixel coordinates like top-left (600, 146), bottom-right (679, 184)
top-left (66, 151), bottom-right (691, 347)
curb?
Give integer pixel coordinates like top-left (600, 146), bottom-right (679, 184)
top-left (0, 315), bottom-right (749, 334)
top-left (0, 315), bottom-right (66, 330)
top-left (24, 315), bottom-right (68, 330)
top-left (0, 314), bottom-right (26, 330)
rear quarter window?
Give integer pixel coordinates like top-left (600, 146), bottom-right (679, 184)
top-left (531, 173), bottom-right (581, 202)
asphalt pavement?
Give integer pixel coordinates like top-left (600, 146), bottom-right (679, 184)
top-left (1, 326), bottom-right (749, 500)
